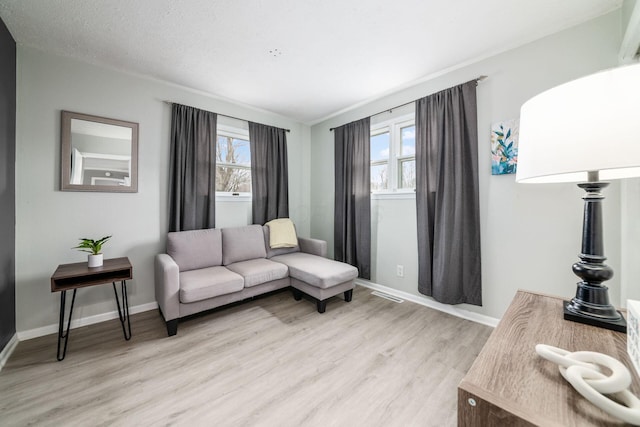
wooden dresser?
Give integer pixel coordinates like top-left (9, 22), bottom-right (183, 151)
top-left (458, 290), bottom-right (640, 426)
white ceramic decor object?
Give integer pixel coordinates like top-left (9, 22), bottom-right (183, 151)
top-left (536, 344), bottom-right (640, 425)
top-left (88, 254), bottom-right (103, 268)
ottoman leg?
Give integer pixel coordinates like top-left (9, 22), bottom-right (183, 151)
top-left (166, 319), bottom-right (178, 336)
top-left (317, 299), bottom-right (327, 313)
top-left (292, 288), bottom-right (303, 301)
top-left (344, 289), bottom-right (353, 302)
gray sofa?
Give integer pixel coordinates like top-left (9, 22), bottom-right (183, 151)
top-left (155, 224), bottom-right (358, 336)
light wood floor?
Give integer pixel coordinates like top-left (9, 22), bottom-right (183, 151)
top-left (0, 286), bottom-right (492, 427)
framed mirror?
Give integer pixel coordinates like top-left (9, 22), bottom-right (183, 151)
top-left (61, 111), bottom-right (138, 192)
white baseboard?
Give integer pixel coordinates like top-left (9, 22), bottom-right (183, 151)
top-left (0, 333), bottom-right (19, 372)
top-left (17, 301), bottom-right (159, 341)
top-left (356, 279), bottom-right (500, 328)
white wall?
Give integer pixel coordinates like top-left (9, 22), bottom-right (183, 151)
top-left (619, 1), bottom-right (640, 306)
top-left (310, 11), bottom-right (624, 320)
top-left (621, 178), bottom-right (640, 305)
top-left (15, 47), bottom-right (310, 332)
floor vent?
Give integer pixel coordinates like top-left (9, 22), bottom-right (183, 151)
top-left (371, 291), bottom-right (404, 303)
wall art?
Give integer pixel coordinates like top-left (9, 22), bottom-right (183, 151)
top-left (491, 119), bottom-right (519, 175)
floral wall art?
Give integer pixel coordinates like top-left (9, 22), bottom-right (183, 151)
top-left (491, 119), bottom-right (519, 175)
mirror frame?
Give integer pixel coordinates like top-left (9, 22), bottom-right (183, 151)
top-left (61, 111), bottom-right (139, 192)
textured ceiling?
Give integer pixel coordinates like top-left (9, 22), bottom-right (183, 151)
top-left (0, 0), bottom-right (622, 124)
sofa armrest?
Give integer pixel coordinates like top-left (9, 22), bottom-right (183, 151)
top-left (298, 237), bottom-right (327, 258)
top-left (155, 253), bottom-right (180, 322)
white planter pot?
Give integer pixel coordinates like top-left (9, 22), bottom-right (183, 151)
top-left (88, 254), bottom-right (103, 268)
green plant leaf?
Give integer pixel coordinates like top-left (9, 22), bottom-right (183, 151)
top-left (73, 235), bottom-right (111, 255)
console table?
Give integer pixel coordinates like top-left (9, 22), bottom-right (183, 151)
top-left (51, 257), bottom-right (133, 361)
top-left (458, 290), bottom-right (640, 426)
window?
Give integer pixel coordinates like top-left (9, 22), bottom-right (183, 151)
top-left (399, 124), bottom-right (416, 189)
top-left (216, 126), bottom-right (251, 194)
top-left (370, 115), bottom-right (415, 193)
top-left (370, 131), bottom-right (390, 191)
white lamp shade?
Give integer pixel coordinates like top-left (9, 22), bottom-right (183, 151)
top-left (516, 63), bottom-right (640, 183)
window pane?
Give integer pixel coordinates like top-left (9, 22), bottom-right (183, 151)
top-left (217, 136), bottom-right (251, 166)
top-left (216, 166), bottom-right (251, 192)
top-left (400, 159), bottom-right (415, 189)
top-left (401, 125), bottom-right (415, 156)
top-left (371, 163), bottom-right (388, 191)
top-left (371, 132), bottom-right (390, 162)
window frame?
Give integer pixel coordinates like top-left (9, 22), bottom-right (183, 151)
top-left (370, 113), bottom-right (416, 197)
top-left (215, 124), bottom-right (252, 200)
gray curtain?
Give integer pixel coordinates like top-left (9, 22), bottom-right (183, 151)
top-left (249, 122), bottom-right (289, 224)
top-left (168, 104), bottom-right (217, 231)
top-left (334, 118), bottom-right (371, 279)
top-left (415, 81), bottom-right (482, 305)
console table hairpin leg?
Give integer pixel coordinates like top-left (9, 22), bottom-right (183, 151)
top-left (113, 280), bottom-right (131, 340)
top-left (57, 289), bottom-right (77, 361)
top-left (56, 280), bottom-right (131, 361)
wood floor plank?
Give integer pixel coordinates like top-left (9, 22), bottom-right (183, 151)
top-left (0, 286), bottom-right (492, 426)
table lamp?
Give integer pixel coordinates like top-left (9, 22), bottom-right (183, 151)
top-left (516, 63), bottom-right (640, 333)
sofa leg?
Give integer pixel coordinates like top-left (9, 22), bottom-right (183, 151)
top-left (292, 288), bottom-right (302, 301)
top-left (166, 319), bottom-right (178, 336)
top-left (344, 289), bottom-right (353, 302)
top-left (317, 300), bottom-right (327, 313)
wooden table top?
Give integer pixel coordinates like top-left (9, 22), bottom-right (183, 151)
top-left (459, 290), bottom-right (639, 426)
top-left (51, 257), bottom-right (132, 292)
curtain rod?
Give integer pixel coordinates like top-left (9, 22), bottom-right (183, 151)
top-left (162, 100), bottom-right (291, 133)
top-left (329, 75), bottom-right (487, 131)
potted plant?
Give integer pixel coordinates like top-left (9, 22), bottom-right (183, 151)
top-left (73, 235), bottom-right (112, 267)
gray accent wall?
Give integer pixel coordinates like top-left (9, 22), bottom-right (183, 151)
top-left (0, 17), bottom-right (16, 352)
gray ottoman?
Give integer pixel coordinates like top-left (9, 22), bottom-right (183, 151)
top-left (270, 252), bottom-right (359, 313)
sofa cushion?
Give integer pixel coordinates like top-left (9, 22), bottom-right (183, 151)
top-left (265, 218), bottom-right (298, 248)
top-left (226, 258), bottom-right (289, 288)
top-left (270, 253), bottom-right (358, 289)
top-left (263, 226), bottom-right (300, 258)
top-left (179, 266), bottom-right (244, 303)
top-left (221, 225), bottom-right (267, 265)
top-left (167, 228), bottom-right (222, 272)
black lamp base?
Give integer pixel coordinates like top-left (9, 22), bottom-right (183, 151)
top-left (563, 178), bottom-right (627, 334)
top-left (564, 301), bottom-right (627, 333)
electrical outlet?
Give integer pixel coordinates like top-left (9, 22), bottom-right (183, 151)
top-left (397, 265), bottom-right (404, 277)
